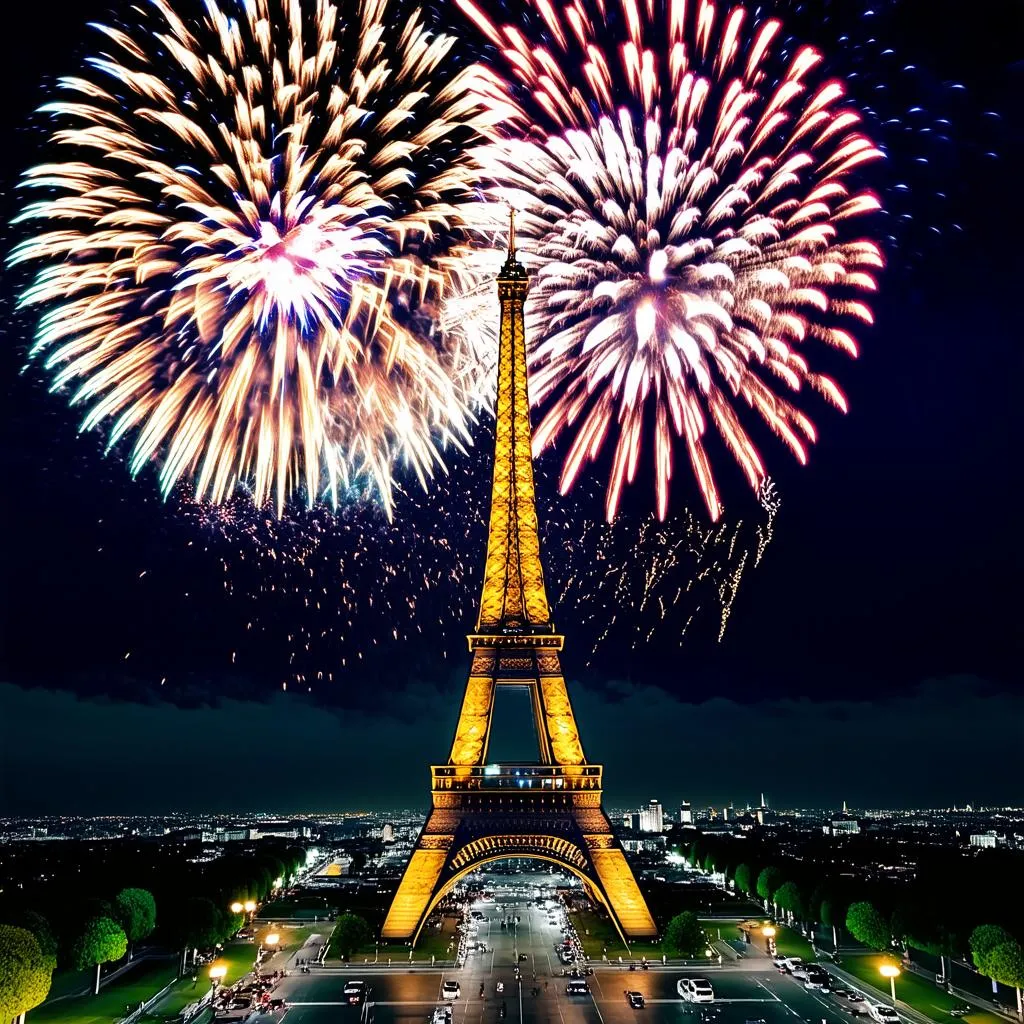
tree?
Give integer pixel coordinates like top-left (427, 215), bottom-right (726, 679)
top-left (0, 925), bottom-right (56, 1022)
top-left (3, 911), bottom-right (57, 960)
top-left (971, 926), bottom-right (1016, 995)
top-left (69, 916), bottom-right (127, 995)
top-left (332, 914), bottom-right (370, 960)
top-left (169, 897), bottom-right (225, 951)
top-left (114, 888), bottom-right (157, 957)
top-left (774, 882), bottom-right (804, 924)
top-left (734, 864), bottom-right (754, 896)
top-left (349, 852), bottom-right (368, 875)
top-left (757, 866), bottom-right (784, 906)
top-left (846, 902), bottom-right (891, 951)
top-left (986, 941), bottom-right (1024, 1019)
top-left (663, 912), bottom-right (705, 958)
top-left (971, 925), bottom-right (1014, 972)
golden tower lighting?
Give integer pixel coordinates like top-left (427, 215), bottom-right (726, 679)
top-left (382, 214), bottom-right (656, 944)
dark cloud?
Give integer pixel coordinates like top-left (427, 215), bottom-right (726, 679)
top-left (2, 675), bottom-right (1018, 815)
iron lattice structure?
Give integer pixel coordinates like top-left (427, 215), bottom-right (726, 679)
top-left (382, 220), bottom-right (656, 943)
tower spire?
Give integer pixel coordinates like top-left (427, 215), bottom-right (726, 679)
top-left (473, 206), bottom-right (550, 632)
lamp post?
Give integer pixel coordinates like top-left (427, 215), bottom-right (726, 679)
top-left (230, 900), bottom-right (258, 926)
top-left (880, 964), bottom-right (901, 1005)
top-left (762, 925), bottom-right (777, 957)
top-left (209, 962), bottom-right (227, 1003)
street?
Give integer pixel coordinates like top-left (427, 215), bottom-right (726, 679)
top-left (268, 872), bottom-right (863, 1024)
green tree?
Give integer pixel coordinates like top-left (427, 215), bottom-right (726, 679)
top-left (846, 901), bottom-right (891, 951)
top-left (757, 866), bottom-right (784, 905)
top-left (0, 925), bottom-right (56, 1021)
top-left (986, 940), bottom-right (1024, 1017)
top-left (970, 925), bottom-right (1016, 995)
top-left (3, 910), bottom-right (57, 960)
top-left (971, 925), bottom-right (1014, 973)
top-left (663, 912), bottom-right (705, 958)
top-left (69, 916), bottom-right (127, 994)
top-left (702, 853), bottom-right (716, 874)
top-left (114, 888), bottom-right (157, 955)
top-left (734, 864), bottom-right (754, 896)
top-left (774, 882), bottom-right (804, 923)
top-left (170, 897), bottom-right (225, 951)
top-left (332, 914), bottom-right (370, 960)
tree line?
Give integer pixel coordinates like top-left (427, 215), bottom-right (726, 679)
top-left (682, 831), bottom-right (1024, 1009)
top-left (0, 843), bottom-right (307, 1022)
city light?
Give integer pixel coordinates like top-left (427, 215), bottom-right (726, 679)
top-left (209, 963), bottom-right (227, 989)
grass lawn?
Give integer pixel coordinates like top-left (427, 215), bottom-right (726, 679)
top-left (41, 969), bottom-right (94, 1004)
top-left (569, 908), bottom-right (663, 960)
top-left (338, 916), bottom-right (458, 963)
top-left (700, 920), bottom-right (742, 944)
top-left (774, 925), bottom-right (816, 961)
top-left (257, 896), bottom-right (336, 920)
top-left (840, 954), bottom-right (1005, 1024)
top-left (32, 960), bottom-right (179, 1024)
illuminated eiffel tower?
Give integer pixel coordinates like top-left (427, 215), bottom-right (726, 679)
top-left (382, 214), bottom-right (657, 944)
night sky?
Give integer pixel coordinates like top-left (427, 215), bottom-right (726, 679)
top-left (1, 0), bottom-right (1022, 814)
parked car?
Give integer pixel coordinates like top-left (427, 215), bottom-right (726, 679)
top-left (781, 957), bottom-right (804, 974)
top-left (626, 991), bottom-right (646, 1009)
top-left (803, 967), bottom-right (830, 990)
top-left (790, 964), bottom-right (811, 981)
top-left (442, 981), bottom-right (461, 1000)
top-left (566, 980), bottom-right (590, 995)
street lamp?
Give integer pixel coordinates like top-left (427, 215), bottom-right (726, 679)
top-left (209, 963), bottom-right (227, 995)
top-left (880, 964), bottom-right (901, 1005)
top-left (762, 925), bottom-right (777, 956)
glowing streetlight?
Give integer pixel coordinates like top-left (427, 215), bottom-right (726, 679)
top-left (230, 902), bottom-right (244, 914)
top-left (244, 901), bottom-right (256, 914)
top-left (761, 925), bottom-right (777, 956)
top-left (880, 964), bottom-right (901, 1004)
top-left (209, 963), bottom-right (227, 993)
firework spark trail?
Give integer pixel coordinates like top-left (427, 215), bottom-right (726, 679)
top-left (175, 462), bottom-right (778, 691)
top-left (9, 0), bottom-right (511, 515)
top-left (460, 0), bottom-right (884, 523)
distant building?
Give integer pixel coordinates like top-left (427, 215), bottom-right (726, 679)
top-left (623, 812), bottom-right (641, 830)
top-left (679, 802), bottom-right (692, 825)
top-left (202, 827), bottom-right (250, 842)
top-left (970, 833), bottom-right (999, 849)
top-left (382, 823), bottom-right (396, 843)
top-left (639, 800), bottom-right (664, 833)
top-left (722, 806), bottom-right (730, 822)
top-left (824, 802), bottom-right (861, 836)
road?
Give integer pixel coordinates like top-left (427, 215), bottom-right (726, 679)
top-left (266, 871), bottom-right (867, 1024)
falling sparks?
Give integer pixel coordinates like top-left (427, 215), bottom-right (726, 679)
top-left (10, 0), bottom-right (510, 516)
top-left (173, 456), bottom-right (778, 691)
top-left (463, 0), bottom-right (885, 522)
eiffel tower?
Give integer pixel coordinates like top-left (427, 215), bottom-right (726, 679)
top-left (382, 214), bottom-right (657, 944)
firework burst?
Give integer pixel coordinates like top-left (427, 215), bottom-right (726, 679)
top-left (463, 0), bottom-right (884, 521)
top-left (9, 0), bottom-right (510, 514)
